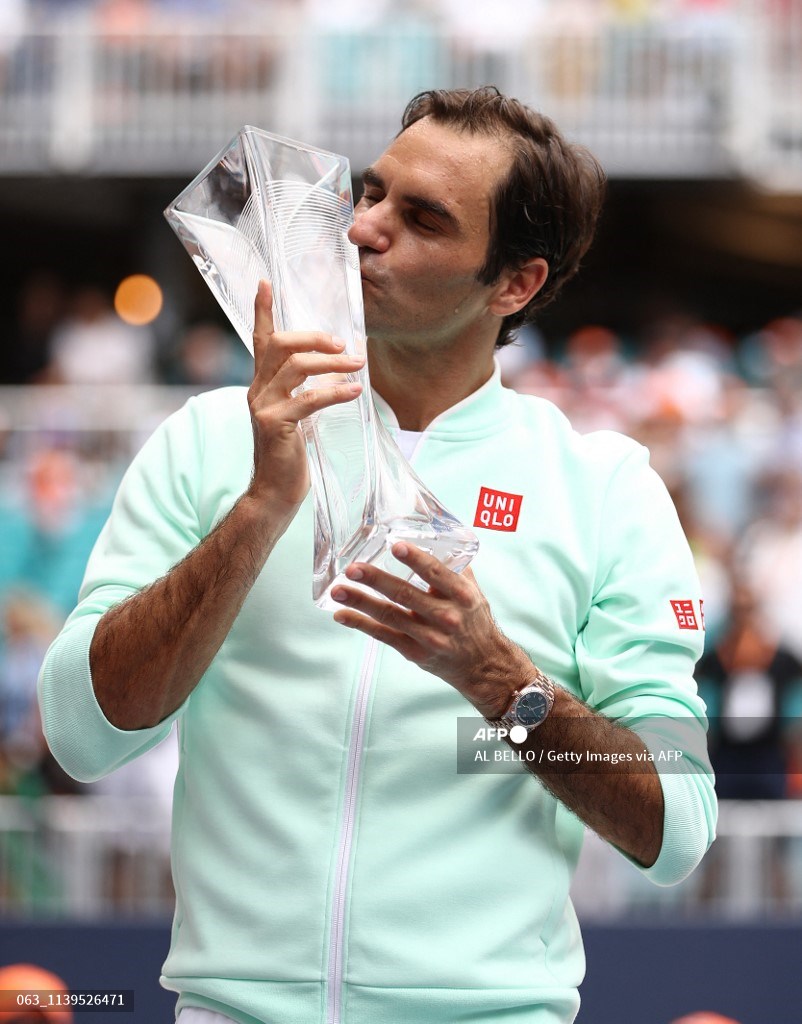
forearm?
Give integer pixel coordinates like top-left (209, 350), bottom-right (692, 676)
top-left (90, 493), bottom-right (290, 730)
top-left (465, 640), bottom-right (665, 866)
top-left (502, 687), bottom-right (664, 867)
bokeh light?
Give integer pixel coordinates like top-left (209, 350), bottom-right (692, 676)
top-left (114, 274), bottom-right (163, 325)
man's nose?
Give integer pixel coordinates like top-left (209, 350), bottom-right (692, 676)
top-left (348, 203), bottom-right (390, 253)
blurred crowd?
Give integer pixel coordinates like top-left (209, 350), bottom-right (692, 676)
top-left (0, 0), bottom-right (757, 108)
top-left (0, 0), bottom-right (752, 32)
top-left (0, 0), bottom-right (798, 928)
top-left (1, 271), bottom-right (802, 812)
top-left (0, 272), bottom-right (250, 814)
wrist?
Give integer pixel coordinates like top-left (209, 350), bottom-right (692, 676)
top-left (486, 668), bottom-right (556, 734)
top-left (469, 646), bottom-right (538, 720)
top-left (240, 485), bottom-right (301, 534)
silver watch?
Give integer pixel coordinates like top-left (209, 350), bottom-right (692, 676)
top-left (486, 669), bottom-right (555, 734)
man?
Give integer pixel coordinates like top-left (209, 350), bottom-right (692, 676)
top-left (39, 88), bottom-right (716, 1024)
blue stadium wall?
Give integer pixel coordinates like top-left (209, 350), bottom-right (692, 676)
top-left (1, 921), bottom-right (800, 1023)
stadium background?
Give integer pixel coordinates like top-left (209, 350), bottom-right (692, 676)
top-left (1, 1), bottom-right (801, 1021)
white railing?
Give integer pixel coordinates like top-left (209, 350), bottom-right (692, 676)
top-left (0, 385), bottom-right (204, 501)
top-left (572, 799), bottom-right (802, 921)
top-left (0, 5), bottom-right (800, 186)
top-left (0, 384), bottom-right (200, 434)
top-left (0, 795), bottom-right (800, 919)
top-left (0, 795), bottom-right (173, 918)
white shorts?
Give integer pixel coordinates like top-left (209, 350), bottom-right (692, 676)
top-left (177, 1010), bottom-right (238, 1024)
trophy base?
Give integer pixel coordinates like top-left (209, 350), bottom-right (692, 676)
top-left (314, 517), bottom-right (479, 611)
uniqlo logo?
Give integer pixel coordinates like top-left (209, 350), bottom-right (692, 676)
top-left (474, 487), bottom-right (523, 532)
top-left (671, 599), bottom-right (699, 630)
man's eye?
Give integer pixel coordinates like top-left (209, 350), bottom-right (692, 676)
top-left (414, 217), bottom-right (437, 234)
top-left (360, 192), bottom-right (381, 207)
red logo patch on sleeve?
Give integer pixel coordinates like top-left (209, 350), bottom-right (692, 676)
top-left (474, 487), bottom-right (522, 532)
top-left (671, 599), bottom-right (699, 630)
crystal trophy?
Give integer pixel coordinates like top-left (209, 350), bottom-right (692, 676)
top-left (165, 126), bottom-right (479, 609)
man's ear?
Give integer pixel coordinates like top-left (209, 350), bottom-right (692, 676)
top-left (488, 258), bottom-right (548, 317)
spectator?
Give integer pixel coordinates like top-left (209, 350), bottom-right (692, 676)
top-left (0, 591), bottom-right (57, 793)
top-left (737, 468), bottom-right (802, 663)
top-left (681, 375), bottom-right (766, 546)
top-left (166, 322), bottom-right (250, 387)
top-left (0, 447), bottom-right (111, 615)
top-left (0, 272), bottom-right (66, 385)
top-left (49, 286), bottom-right (156, 385)
top-left (696, 576), bottom-right (802, 799)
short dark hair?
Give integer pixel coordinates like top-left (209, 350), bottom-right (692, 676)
top-left (401, 86), bottom-right (606, 347)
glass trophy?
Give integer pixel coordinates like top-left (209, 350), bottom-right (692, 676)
top-left (164, 126), bottom-right (479, 609)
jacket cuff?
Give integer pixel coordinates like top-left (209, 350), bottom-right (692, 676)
top-left (627, 727), bottom-right (717, 886)
top-left (38, 614), bottom-right (185, 784)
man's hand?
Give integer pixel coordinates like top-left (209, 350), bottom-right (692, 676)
top-left (332, 541), bottom-right (665, 867)
top-left (247, 280), bottom-right (364, 519)
top-left (331, 542), bottom-right (531, 719)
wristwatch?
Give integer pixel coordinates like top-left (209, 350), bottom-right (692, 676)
top-left (486, 669), bottom-right (555, 734)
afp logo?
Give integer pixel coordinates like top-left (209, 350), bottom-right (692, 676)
top-left (473, 487), bottom-right (523, 532)
top-left (473, 724), bottom-right (528, 745)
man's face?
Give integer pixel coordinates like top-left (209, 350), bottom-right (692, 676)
top-left (347, 118), bottom-right (513, 351)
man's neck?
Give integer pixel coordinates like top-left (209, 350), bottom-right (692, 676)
top-left (366, 337), bottom-right (496, 431)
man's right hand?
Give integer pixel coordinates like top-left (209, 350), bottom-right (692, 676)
top-left (247, 280), bottom-right (364, 519)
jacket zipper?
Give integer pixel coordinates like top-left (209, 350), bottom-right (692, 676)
top-left (326, 637), bottom-right (379, 1024)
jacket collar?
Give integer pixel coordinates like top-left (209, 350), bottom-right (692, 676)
top-left (372, 359), bottom-right (513, 442)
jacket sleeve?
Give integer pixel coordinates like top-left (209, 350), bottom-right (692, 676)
top-left (574, 439), bottom-right (718, 886)
top-left (38, 396), bottom-right (207, 783)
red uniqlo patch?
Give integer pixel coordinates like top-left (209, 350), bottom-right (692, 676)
top-left (473, 487), bottom-right (523, 532)
top-left (671, 599), bottom-right (699, 630)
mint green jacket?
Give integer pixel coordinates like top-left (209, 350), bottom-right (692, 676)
top-left (39, 369), bottom-right (716, 1024)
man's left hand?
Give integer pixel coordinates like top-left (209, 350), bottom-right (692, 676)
top-left (331, 543), bottom-right (532, 719)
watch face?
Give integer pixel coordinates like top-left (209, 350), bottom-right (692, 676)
top-left (516, 689), bottom-right (549, 727)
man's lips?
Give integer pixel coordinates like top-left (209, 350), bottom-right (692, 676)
top-left (359, 263), bottom-right (380, 286)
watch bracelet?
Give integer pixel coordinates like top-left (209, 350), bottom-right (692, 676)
top-left (484, 668), bottom-right (556, 730)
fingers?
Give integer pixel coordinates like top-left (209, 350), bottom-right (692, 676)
top-left (258, 329), bottom-right (349, 365)
top-left (252, 280), bottom-right (362, 387)
top-left (329, 585), bottom-right (448, 647)
top-left (384, 543), bottom-right (474, 606)
top-left (250, 279), bottom-right (365, 415)
top-left (331, 545), bottom-right (472, 628)
top-left (253, 279), bottom-right (349, 358)
top-left (270, 351), bottom-right (365, 397)
top-left (251, 379), bottom-right (363, 435)
top-left (283, 379), bottom-right (364, 423)
top-left (249, 350), bottom-right (364, 429)
top-left (331, 603), bottom-right (425, 662)
top-left (329, 545), bottom-right (479, 673)
top-left (253, 279), bottom-right (275, 342)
